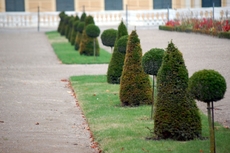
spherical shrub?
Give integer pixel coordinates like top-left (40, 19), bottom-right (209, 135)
top-left (117, 35), bottom-right (128, 54)
top-left (188, 69), bottom-right (227, 103)
top-left (142, 48), bottom-right (165, 76)
top-left (100, 29), bottom-right (117, 48)
top-left (77, 22), bottom-right (85, 33)
top-left (86, 24), bottom-right (100, 38)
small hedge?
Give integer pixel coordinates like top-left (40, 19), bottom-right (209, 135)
top-left (159, 25), bottom-right (230, 39)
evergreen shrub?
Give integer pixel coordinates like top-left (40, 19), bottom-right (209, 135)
top-left (154, 41), bottom-right (201, 141)
top-left (120, 30), bottom-right (152, 106)
top-left (86, 24), bottom-right (100, 38)
top-left (100, 29), bottom-right (117, 49)
top-left (188, 69), bottom-right (227, 103)
top-left (107, 21), bottom-right (128, 84)
top-left (142, 48), bottom-right (165, 76)
top-left (74, 22), bottom-right (85, 50)
top-left (117, 35), bottom-right (128, 54)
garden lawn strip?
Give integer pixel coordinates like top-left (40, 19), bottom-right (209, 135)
top-left (70, 75), bottom-right (230, 153)
top-left (46, 31), bottom-right (111, 64)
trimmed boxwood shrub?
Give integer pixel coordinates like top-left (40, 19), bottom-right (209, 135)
top-left (100, 29), bottom-right (117, 50)
top-left (74, 13), bottom-right (87, 50)
top-left (75, 22), bottom-right (85, 50)
top-left (107, 21), bottom-right (128, 84)
top-left (60, 14), bottom-right (68, 36)
top-left (188, 69), bottom-right (226, 103)
top-left (142, 48), bottom-right (165, 76)
top-left (219, 32), bottom-right (230, 39)
top-left (70, 19), bottom-right (80, 45)
top-left (57, 11), bottom-right (65, 33)
top-left (86, 24), bottom-right (100, 38)
top-left (79, 15), bottom-right (100, 56)
top-left (120, 30), bottom-right (152, 106)
top-left (117, 35), bottom-right (128, 54)
top-left (67, 16), bottom-right (75, 42)
top-left (154, 41), bottom-right (201, 141)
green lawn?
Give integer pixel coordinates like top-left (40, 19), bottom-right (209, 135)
top-left (70, 75), bottom-right (230, 153)
top-left (45, 31), bottom-right (111, 64)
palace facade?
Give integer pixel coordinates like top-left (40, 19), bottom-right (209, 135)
top-left (0, 0), bottom-right (229, 12)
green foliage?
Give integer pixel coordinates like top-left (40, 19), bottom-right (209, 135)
top-left (142, 48), bottom-right (165, 76)
top-left (188, 69), bottom-right (227, 103)
top-left (107, 21), bottom-right (128, 84)
top-left (70, 20), bottom-right (79, 45)
top-left (57, 11), bottom-right (65, 33)
top-left (100, 29), bottom-right (117, 48)
top-left (60, 14), bottom-right (68, 36)
top-left (67, 16), bottom-right (75, 42)
top-left (219, 32), bottom-right (230, 39)
top-left (120, 30), bottom-right (152, 106)
top-left (117, 35), bottom-right (128, 54)
top-left (74, 22), bottom-right (85, 50)
top-left (46, 31), bottom-right (111, 64)
top-left (86, 24), bottom-right (100, 38)
top-left (80, 12), bottom-right (87, 21)
top-left (80, 15), bottom-right (100, 56)
top-left (154, 41), bottom-right (201, 141)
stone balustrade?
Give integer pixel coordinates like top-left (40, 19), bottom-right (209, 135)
top-left (0, 7), bottom-right (229, 28)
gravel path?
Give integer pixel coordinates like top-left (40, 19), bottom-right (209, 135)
top-left (0, 27), bottom-right (229, 153)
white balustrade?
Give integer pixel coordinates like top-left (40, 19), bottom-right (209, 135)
top-left (0, 7), bottom-right (229, 28)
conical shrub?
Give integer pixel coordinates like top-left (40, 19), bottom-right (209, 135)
top-left (120, 30), bottom-right (152, 106)
top-left (67, 16), bottom-right (75, 42)
top-left (70, 15), bottom-right (80, 45)
top-left (154, 41), bottom-right (201, 141)
top-left (74, 12), bottom-right (86, 50)
top-left (107, 21), bottom-right (128, 84)
top-left (57, 11), bottom-right (65, 33)
top-left (79, 15), bottom-right (100, 56)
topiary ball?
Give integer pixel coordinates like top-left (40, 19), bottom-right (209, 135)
top-left (188, 69), bottom-right (227, 103)
top-left (77, 22), bottom-right (85, 33)
top-left (117, 35), bottom-right (128, 54)
top-left (85, 24), bottom-right (100, 38)
top-left (142, 48), bottom-right (165, 76)
top-left (100, 29), bottom-right (117, 48)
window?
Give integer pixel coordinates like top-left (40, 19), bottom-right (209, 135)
top-left (202, 0), bottom-right (221, 7)
top-left (153, 0), bottom-right (171, 9)
top-left (56, 0), bottom-right (74, 11)
top-left (105, 0), bottom-right (123, 10)
top-left (5, 0), bottom-right (25, 12)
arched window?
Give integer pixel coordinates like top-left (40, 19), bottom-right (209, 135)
top-left (56, 0), bottom-right (74, 11)
top-left (105, 0), bottom-right (123, 10)
top-left (153, 0), bottom-right (171, 9)
top-left (5, 0), bottom-right (25, 12)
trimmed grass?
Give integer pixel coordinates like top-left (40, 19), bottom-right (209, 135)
top-left (45, 31), bottom-right (111, 64)
top-left (70, 75), bottom-right (230, 153)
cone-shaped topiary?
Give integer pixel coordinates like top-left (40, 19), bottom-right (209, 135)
top-left (79, 15), bottom-right (100, 56)
top-left (100, 28), bottom-right (117, 50)
top-left (75, 22), bottom-right (85, 50)
top-left (70, 18), bottom-right (80, 46)
top-left (74, 13), bottom-right (87, 50)
top-left (60, 14), bottom-right (68, 36)
top-left (188, 69), bottom-right (227, 103)
top-left (117, 35), bottom-right (128, 54)
top-left (67, 16), bottom-right (75, 42)
top-left (57, 11), bottom-right (65, 33)
top-left (64, 15), bottom-right (71, 38)
top-left (120, 30), bottom-right (152, 106)
top-left (154, 41), bottom-right (201, 141)
top-left (86, 24), bottom-right (100, 38)
top-left (107, 21), bottom-right (128, 84)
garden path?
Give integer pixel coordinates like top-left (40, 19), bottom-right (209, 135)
top-left (0, 27), bottom-right (229, 153)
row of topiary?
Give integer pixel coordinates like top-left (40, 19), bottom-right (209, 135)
top-left (101, 21), bottom-right (226, 146)
top-left (57, 11), bottom-right (101, 56)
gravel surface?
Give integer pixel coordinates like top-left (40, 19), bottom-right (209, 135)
top-left (0, 27), bottom-right (229, 153)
